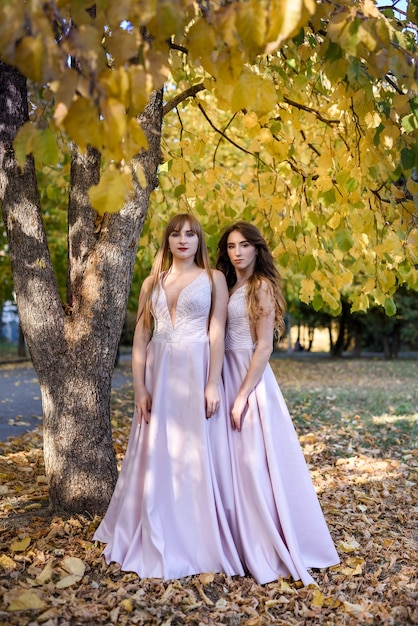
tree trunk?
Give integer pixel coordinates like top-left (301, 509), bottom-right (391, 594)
top-left (0, 61), bottom-right (163, 513)
top-left (332, 301), bottom-right (350, 357)
top-left (18, 323), bottom-right (26, 357)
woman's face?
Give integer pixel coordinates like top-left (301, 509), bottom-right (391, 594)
top-left (168, 221), bottom-right (199, 261)
top-left (226, 230), bottom-right (257, 274)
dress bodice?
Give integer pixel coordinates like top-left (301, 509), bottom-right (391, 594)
top-left (152, 271), bottom-right (210, 343)
top-left (225, 285), bottom-right (255, 350)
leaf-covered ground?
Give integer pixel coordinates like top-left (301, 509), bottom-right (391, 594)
top-left (0, 358), bottom-right (417, 625)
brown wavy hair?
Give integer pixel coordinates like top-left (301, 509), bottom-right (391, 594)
top-left (216, 221), bottom-right (286, 337)
top-left (137, 213), bottom-right (212, 332)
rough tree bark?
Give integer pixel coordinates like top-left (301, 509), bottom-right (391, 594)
top-left (0, 61), bottom-right (163, 513)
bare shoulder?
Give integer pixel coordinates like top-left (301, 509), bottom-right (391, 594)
top-left (139, 275), bottom-right (153, 298)
top-left (257, 277), bottom-right (272, 294)
top-left (256, 278), bottom-right (275, 306)
top-left (141, 275), bottom-right (153, 290)
top-left (211, 268), bottom-right (227, 286)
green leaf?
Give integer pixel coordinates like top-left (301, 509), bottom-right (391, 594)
top-left (312, 293), bottom-right (323, 311)
top-left (298, 254), bottom-right (316, 274)
top-left (318, 188), bottom-right (336, 207)
top-left (401, 147), bottom-right (416, 170)
top-left (335, 229), bottom-right (354, 252)
top-left (384, 296), bottom-right (396, 317)
top-left (174, 184), bottom-right (186, 198)
top-left (345, 177), bottom-right (359, 192)
top-left (323, 40), bottom-right (343, 62)
top-left (401, 114), bottom-right (418, 133)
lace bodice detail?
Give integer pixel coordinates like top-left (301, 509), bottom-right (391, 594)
top-left (152, 272), bottom-right (210, 343)
top-left (225, 285), bottom-right (255, 350)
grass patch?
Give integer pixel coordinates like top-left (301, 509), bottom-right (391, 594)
top-left (271, 357), bottom-right (418, 456)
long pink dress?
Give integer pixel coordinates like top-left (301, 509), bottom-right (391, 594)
top-left (215, 285), bottom-right (340, 585)
top-left (94, 272), bottom-right (244, 580)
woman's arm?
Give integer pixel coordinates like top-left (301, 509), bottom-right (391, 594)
top-left (132, 276), bottom-right (152, 424)
top-left (205, 269), bottom-right (229, 419)
top-left (231, 282), bottom-right (275, 432)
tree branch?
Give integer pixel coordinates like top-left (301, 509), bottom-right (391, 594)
top-left (197, 102), bottom-right (270, 168)
top-left (163, 83), bottom-right (205, 116)
top-left (283, 96), bottom-right (340, 125)
top-left (168, 40), bottom-right (188, 55)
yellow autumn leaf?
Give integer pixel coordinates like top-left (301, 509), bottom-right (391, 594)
top-left (265, 0), bottom-right (315, 54)
top-left (10, 536), bottom-right (31, 552)
top-left (106, 28), bottom-right (140, 67)
top-left (0, 554), bottom-right (17, 570)
top-left (7, 590), bottom-right (46, 612)
top-left (63, 97), bottom-right (102, 151)
top-left (346, 556), bottom-right (365, 573)
top-left (351, 292), bottom-right (369, 313)
top-left (377, 269), bottom-right (396, 293)
top-left (380, 125), bottom-right (400, 149)
top-left (406, 228), bottom-right (418, 263)
top-left (187, 18), bottom-right (218, 63)
top-left (127, 66), bottom-right (153, 116)
top-left (88, 167), bottom-right (133, 215)
top-left (341, 564), bottom-right (362, 576)
top-left (55, 574), bottom-right (83, 589)
top-left (199, 572), bottom-right (214, 585)
top-left (236, 0), bottom-right (267, 57)
top-left (321, 289), bottom-right (341, 312)
top-left (101, 97), bottom-right (127, 158)
top-left (120, 598), bottom-right (134, 612)
top-left (34, 561), bottom-right (54, 585)
top-left (170, 157), bottom-right (190, 177)
top-left (61, 556), bottom-right (86, 578)
top-left (231, 69), bottom-right (277, 115)
top-left (101, 67), bottom-right (131, 108)
top-left (364, 111), bottom-right (381, 129)
top-left (51, 68), bottom-right (79, 125)
top-left (338, 538), bottom-right (360, 553)
top-left (343, 601), bottom-right (368, 618)
top-left (391, 94), bottom-right (410, 116)
top-left (327, 212), bottom-right (341, 230)
top-left (147, 0), bottom-right (185, 41)
top-left (277, 577), bottom-right (296, 593)
top-left (311, 588), bottom-right (325, 607)
top-left (242, 112), bottom-right (260, 130)
top-left (125, 118), bottom-right (148, 160)
top-left (14, 35), bottom-right (44, 83)
top-left (300, 278), bottom-right (315, 302)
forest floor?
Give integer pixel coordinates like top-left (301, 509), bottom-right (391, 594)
top-left (0, 358), bottom-right (417, 625)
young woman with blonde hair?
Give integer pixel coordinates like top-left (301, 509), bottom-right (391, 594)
top-left (94, 214), bottom-right (244, 580)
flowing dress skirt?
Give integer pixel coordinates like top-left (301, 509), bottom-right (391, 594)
top-left (94, 338), bottom-right (244, 580)
top-left (219, 347), bottom-right (340, 585)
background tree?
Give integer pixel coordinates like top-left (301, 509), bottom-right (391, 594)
top-left (0, 0), bottom-right (417, 513)
top-left (142, 0), bottom-right (418, 316)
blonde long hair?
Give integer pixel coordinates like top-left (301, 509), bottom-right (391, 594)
top-left (216, 222), bottom-right (286, 338)
top-left (137, 214), bottom-right (213, 332)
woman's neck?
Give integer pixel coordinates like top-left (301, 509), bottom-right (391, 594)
top-left (235, 269), bottom-right (253, 285)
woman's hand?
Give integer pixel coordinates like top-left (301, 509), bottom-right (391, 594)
top-left (230, 393), bottom-right (248, 432)
top-left (134, 388), bottom-right (152, 425)
top-left (204, 382), bottom-right (220, 419)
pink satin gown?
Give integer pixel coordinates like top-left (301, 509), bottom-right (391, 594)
top-left (211, 285), bottom-right (340, 585)
top-left (94, 272), bottom-right (244, 580)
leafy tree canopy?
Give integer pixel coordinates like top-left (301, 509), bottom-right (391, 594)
top-left (0, 0), bottom-right (417, 315)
